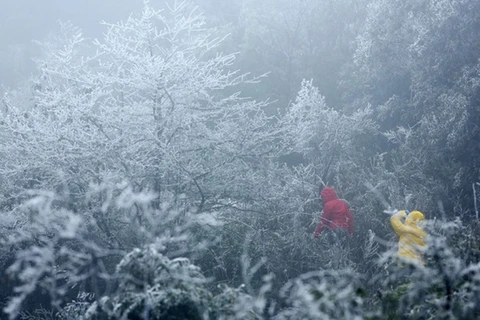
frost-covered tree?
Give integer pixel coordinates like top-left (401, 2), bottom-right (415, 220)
top-left (345, 0), bottom-right (480, 217)
top-left (0, 1), bottom-right (286, 285)
top-left (0, 1), bottom-right (302, 317)
top-left (0, 0), bottom-right (279, 215)
top-left (281, 79), bottom-right (377, 182)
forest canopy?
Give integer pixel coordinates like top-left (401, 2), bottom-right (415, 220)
top-left (0, 0), bottom-right (480, 319)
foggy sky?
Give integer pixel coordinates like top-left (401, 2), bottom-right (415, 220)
top-left (0, 0), bottom-right (169, 94)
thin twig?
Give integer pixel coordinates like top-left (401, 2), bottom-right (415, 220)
top-left (473, 183), bottom-right (478, 220)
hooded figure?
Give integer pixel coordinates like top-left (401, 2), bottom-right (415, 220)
top-left (313, 186), bottom-right (354, 238)
top-left (390, 210), bottom-right (426, 265)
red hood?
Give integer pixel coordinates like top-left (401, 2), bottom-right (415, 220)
top-left (320, 186), bottom-right (338, 203)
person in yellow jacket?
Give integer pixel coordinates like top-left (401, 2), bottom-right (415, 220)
top-left (390, 210), bottom-right (426, 266)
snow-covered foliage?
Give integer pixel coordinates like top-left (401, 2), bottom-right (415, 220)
top-left (0, 0), bottom-right (276, 218)
top-left (56, 244), bottom-right (262, 320)
top-left (83, 245), bottom-right (212, 319)
top-left (349, 0), bottom-right (480, 217)
top-left (1, 0), bottom-right (480, 318)
top-left (276, 270), bottom-right (365, 320)
top-left (1, 183), bottom-right (207, 319)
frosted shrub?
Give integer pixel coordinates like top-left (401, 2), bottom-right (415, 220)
top-left (80, 244), bottom-right (262, 320)
top-left (276, 270), bottom-right (365, 319)
top-left (84, 245), bottom-right (212, 320)
top-left (2, 183), bottom-right (204, 319)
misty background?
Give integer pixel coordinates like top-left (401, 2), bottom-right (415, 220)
top-left (0, 0), bottom-right (143, 93)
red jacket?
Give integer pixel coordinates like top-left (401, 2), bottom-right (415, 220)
top-left (314, 186), bottom-right (353, 237)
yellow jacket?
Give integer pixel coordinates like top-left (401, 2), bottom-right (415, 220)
top-left (390, 210), bottom-right (426, 265)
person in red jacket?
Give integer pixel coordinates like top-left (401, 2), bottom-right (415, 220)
top-left (313, 186), bottom-right (354, 238)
